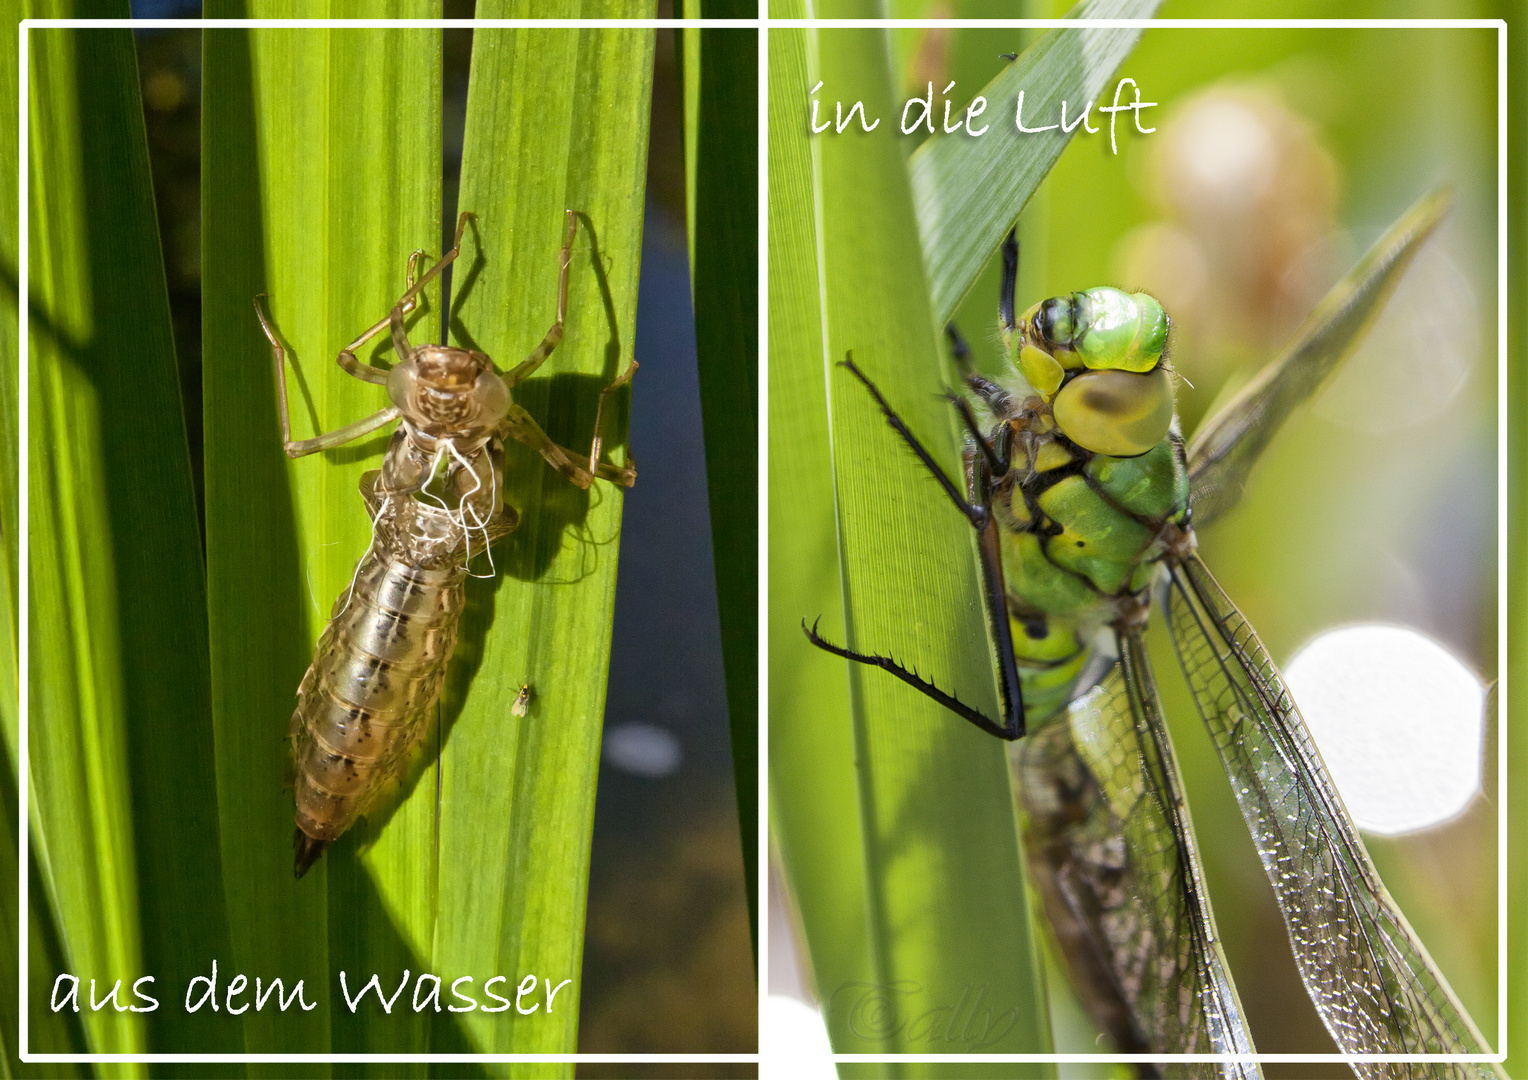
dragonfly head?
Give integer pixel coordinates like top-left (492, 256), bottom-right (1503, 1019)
top-left (389, 345), bottom-right (512, 434)
top-left (1012, 288), bottom-right (1174, 458)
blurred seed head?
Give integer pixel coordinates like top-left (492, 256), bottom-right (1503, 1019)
top-left (1115, 82), bottom-right (1342, 377)
top-left (903, 16), bottom-right (953, 100)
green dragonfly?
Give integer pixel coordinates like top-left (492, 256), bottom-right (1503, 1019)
top-left (806, 189), bottom-right (1503, 1079)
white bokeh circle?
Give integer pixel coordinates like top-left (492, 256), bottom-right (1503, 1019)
top-left (1284, 624), bottom-right (1485, 836)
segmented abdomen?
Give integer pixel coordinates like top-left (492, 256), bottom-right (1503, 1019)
top-left (291, 552), bottom-right (467, 845)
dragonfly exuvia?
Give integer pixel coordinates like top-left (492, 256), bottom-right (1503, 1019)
top-left (807, 189), bottom-right (1502, 1079)
top-left (256, 211), bottom-right (636, 877)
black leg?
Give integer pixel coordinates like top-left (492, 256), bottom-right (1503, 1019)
top-left (967, 450), bottom-right (1027, 739)
top-left (948, 392), bottom-right (1007, 477)
top-left (945, 321), bottom-right (1016, 418)
top-left (1000, 228), bottom-right (1019, 334)
top-left (803, 620), bottom-right (1022, 740)
top-left (839, 355), bottom-right (987, 530)
top-left (963, 372), bottom-right (1014, 418)
top-left (945, 322), bottom-right (973, 372)
top-left (807, 355), bottom-right (1029, 741)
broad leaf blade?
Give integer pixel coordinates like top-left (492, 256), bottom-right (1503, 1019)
top-left (203, 7), bottom-right (441, 1056)
top-left (792, 19), bottom-right (1049, 1059)
top-left (679, 4), bottom-right (759, 956)
top-left (909, 0), bottom-right (1156, 325)
top-left (764, 16), bottom-right (880, 1056)
top-left (442, 7), bottom-right (653, 1057)
top-left (27, 12), bottom-right (224, 1060)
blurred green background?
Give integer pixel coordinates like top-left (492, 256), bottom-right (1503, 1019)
top-left (770, 5), bottom-right (1510, 1076)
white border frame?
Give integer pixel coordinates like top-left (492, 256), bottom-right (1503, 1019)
top-left (17, 12), bottom-right (764, 1069)
top-left (16, 11), bottom-right (1508, 1072)
top-left (757, 14), bottom-right (1508, 1075)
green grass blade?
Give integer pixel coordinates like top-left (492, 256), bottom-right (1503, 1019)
top-left (777, 18), bottom-right (1049, 1060)
top-left (202, 7), bottom-right (442, 1058)
top-left (1, 9), bottom-right (87, 1072)
top-left (909, 0), bottom-right (1156, 325)
top-left (443, 8), bottom-right (653, 1057)
top-left (679, 5), bottom-right (759, 957)
top-left (0, 9), bottom-right (26, 1073)
top-left (763, 18), bottom-right (882, 1055)
top-left (26, 11), bottom-right (225, 1062)
top-left (2, 96), bottom-right (90, 1055)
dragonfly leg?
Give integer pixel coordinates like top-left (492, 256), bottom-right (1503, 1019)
top-left (803, 619), bottom-right (1022, 740)
top-left (254, 294), bottom-right (402, 459)
top-left (335, 249), bottom-right (429, 385)
top-left (585, 361), bottom-right (638, 487)
top-left (838, 355), bottom-right (988, 530)
top-left (505, 209), bottom-right (578, 388)
top-left (944, 321), bottom-right (1018, 420)
top-left (948, 391), bottom-right (1008, 477)
top-left (999, 227), bottom-right (1019, 343)
top-left (385, 210), bottom-right (475, 363)
top-left (811, 356), bottom-right (1028, 739)
top-left (967, 451), bottom-right (1027, 738)
top-left (502, 392), bottom-right (635, 490)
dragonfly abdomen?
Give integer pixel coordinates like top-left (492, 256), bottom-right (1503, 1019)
top-left (290, 550), bottom-right (467, 874)
top-left (1008, 611), bottom-right (1092, 725)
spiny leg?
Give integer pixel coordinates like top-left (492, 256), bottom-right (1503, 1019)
top-left (502, 404), bottom-right (598, 490)
top-left (254, 294), bottom-right (401, 459)
top-left (389, 210), bottom-right (475, 361)
top-left (838, 355), bottom-right (986, 529)
top-left (946, 321), bottom-right (1015, 418)
top-left (802, 618), bottom-right (1020, 740)
top-left (806, 356), bottom-right (1027, 739)
top-left (947, 229), bottom-right (1020, 415)
top-left (948, 389), bottom-right (1007, 477)
top-left (505, 209), bottom-right (578, 387)
top-left (337, 248), bottom-right (429, 385)
top-left (555, 447), bottom-right (642, 486)
top-left (501, 357), bottom-right (637, 492)
top-left (966, 446), bottom-right (1027, 739)
top-left (496, 214), bottom-right (636, 489)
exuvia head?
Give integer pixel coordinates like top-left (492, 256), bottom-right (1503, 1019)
top-left (1011, 287), bottom-right (1173, 458)
top-left (387, 345), bottom-right (512, 435)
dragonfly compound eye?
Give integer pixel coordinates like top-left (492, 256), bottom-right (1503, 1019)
top-left (1071, 288), bottom-right (1167, 374)
top-left (1035, 296), bottom-right (1076, 349)
top-left (1052, 366), bottom-right (1174, 457)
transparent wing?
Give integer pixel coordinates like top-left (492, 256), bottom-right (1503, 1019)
top-left (1167, 552), bottom-right (1504, 1079)
top-left (1013, 630), bottom-right (1260, 1079)
top-left (1186, 189), bottom-right (1449, 529)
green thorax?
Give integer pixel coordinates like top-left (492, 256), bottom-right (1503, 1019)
top-left (984, 285), bottom-right (1186, 725)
